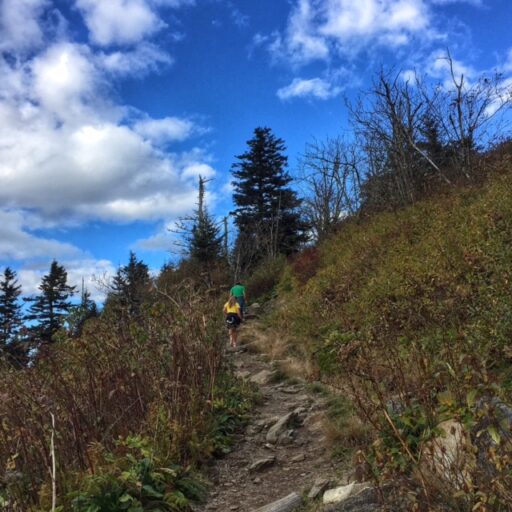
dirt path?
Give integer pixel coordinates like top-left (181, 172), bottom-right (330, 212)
top-left (200, 316), bottom-right (349, 511)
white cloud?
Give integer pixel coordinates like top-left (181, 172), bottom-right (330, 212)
top-left (136, 231), bottom-right (175, 251)
top-left (318, 0), bottom-right (428, 41)
top-left (77, 188), bottom-right (199, 223)
top-left (0, 210), bottom-right (82, 261)
top-left (271, 0), bottom-right (431, 64)
top-left (75, 0), bottom-right (195, 47)
top-left (75, 0), bottom-right (164, 46)
top-left (0, 0), bottom-right (49, 53)
top-left (0, 35), bottom-right (213, 224)
top-left (181, 163), bottom-right (216, 180)
top-left (0, 110), bottom-right (204, 221)
top-left (426, 50), bottom-right (477, 87)
top-left (31, 42), bottom-right (107, 124)
top-left (277, 77), bottom-right (342, 100)
top-left (268, 0), bottom-right (483, 66)
top-left (99, 43), bottom-right (173, 76)
top-left (280, 0), bottom-right (330, 64)
top-left (134, 116), bottom-right (197, 144)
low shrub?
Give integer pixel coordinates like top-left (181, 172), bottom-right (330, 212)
top-left (245, 255), bottom-right (286, 302)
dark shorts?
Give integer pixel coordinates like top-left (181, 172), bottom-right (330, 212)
top-left (225, 313), bottom-right (241, 329)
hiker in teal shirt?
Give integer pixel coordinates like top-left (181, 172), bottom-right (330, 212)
top-left (230, 282), bottom-right (246, 320)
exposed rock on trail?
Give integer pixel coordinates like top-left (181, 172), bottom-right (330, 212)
top-left (200, 316), bottom-right (370, 512)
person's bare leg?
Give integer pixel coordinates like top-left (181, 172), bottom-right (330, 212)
top-left (232, 328), bottom-right (238, 347)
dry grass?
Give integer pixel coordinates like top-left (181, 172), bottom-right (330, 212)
top-left (239, 320), bottom-right (319, 381)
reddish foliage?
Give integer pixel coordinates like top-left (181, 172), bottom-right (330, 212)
top-left (291, 247), bottom-right (321, 285)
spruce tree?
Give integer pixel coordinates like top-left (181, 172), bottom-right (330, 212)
top-left (68, 282), bottom-right (98, 337)
top-left (189, 176), bottom-right (223, 265)
top-left (173, 176), bottom-right (224, 268)
top-left (231, 127), bottom-right (307, 261)
top-left (107, 252), bottom-right (151, 317)
top-left (0, 267), bottom-right (23, 350)
top-left (25, 260), bottom-right (76, 344)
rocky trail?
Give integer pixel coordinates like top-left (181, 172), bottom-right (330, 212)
top-left (199, 310), bottom-right (380, 512)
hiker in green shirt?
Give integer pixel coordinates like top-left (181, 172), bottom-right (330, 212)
top-left (230, 282), bottom-right (247, 320)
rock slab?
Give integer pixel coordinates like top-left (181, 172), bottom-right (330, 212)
top-left (250, 369), bottom-right (275, 386)
top-left (251, 492), bottom-right (302, 512)
top-left (323, 482), bottom-right (371, 505)
top-left (248, 456), bottom-right (276, 473)
top-left (307, 477), bottom-right (330, 499)
top-left (266, 412), bottom-right (300, 444)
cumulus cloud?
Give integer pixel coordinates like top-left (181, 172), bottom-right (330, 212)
top-left (0, 0), bottom-right (49, 53)
top-left (75, 0), bottom-right (164, 46)
top-left (270, 0), bottom-right (431, 64)
top-left (31, 42), bottom-right (108, 124)
top-left (134, 116), bottom-right (197, 144)
top-left (277, 77), bottom-right (342, 100)
top-left (0, 210), bottom-right (82, 261)
top-left (75, 0), bottom-right (195, 47)
top-left (267, 0), bottom-right (485, 66)
top-left (0, 33), bottom-right (212, 224)
top-left (319, 0), bottom-right (428, 42)
top-left (0, 107), bottom-right (202, 221)
top-left (277, 0), bottom-right (330, 64)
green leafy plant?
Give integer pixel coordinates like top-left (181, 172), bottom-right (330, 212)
top-left (70, 436), bottom-right (205, 512)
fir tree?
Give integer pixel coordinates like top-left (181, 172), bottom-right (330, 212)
top-left (231, 127), bottom-right (307, 261)
top-left (68, 281), bottom-right (98, 337)
top-left (25, 260), bottom-right (76, 344)
top-left (189, 176), bottom-right (223, 265)
top-left (0, 267), bottom-right (23, 350)
top-left (173, 176), bottom-right (224, 267)
top-left (107, 252), bottom-right (151, 317)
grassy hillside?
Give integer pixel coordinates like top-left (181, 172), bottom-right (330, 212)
top-left (270, 166), bottom-right (512, 509)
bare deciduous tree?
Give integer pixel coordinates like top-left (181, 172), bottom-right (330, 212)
top-left (348, 58), bottom-right (512, 210)
top-left (299, 137), bottom-right (362, 241)
top-left (425, 51), bottom-right (512, 179)
top-left (349, 70), bottom-right (446, 208)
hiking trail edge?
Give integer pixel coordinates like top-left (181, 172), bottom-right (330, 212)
top-left (200, 314), bottom-right (351, 512)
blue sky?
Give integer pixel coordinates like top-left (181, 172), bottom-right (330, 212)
top-left (0, 0), bottom-right (511, 300)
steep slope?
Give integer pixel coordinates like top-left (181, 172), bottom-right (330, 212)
top-left (267, 168), bottom-right (512, 509)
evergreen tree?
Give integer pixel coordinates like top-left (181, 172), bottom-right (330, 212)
top-left (67, 281), bottom-right (98, 337)
top-left (172, 176), bottom-right (224, 271)
top-left (25, 260), bottom-right (76, 344)
top-left (0, 267), bottom-right (23, 350)
top-left (231, 127), bottom-right (307, 263)
top-left (189, 176), bottom-right (223, 265)
top-left (107, 252), bottom-right (151, 317)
